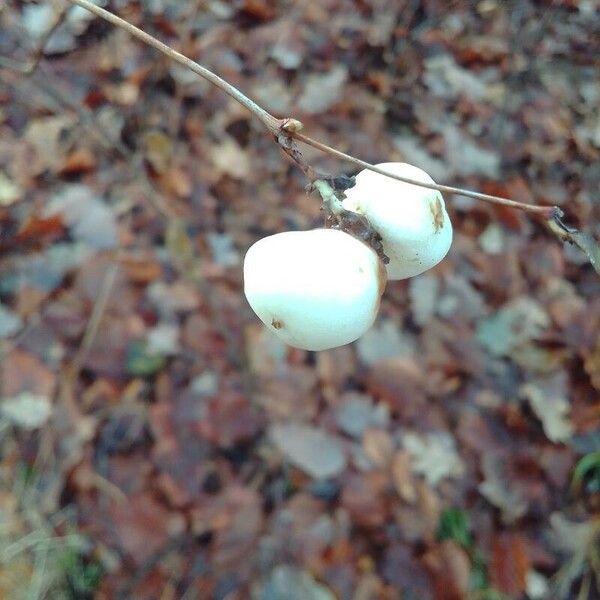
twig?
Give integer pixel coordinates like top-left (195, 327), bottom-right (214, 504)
top-left (293, 132), bottom-right (563, 219)
top-left (69, 262), bottom-right (119, 376)
top-left (63, 0), bottom-right (563, 220)
top-left (59, 262), bottom-right (119, 418)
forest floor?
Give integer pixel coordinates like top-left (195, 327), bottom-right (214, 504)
top-left (1, 1), bottom-right (600, 599)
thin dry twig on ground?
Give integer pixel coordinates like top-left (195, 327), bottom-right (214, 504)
top-left (68, 262), bottom-right (119, 378)
top-left (59, 261), bottom-right (119, 415)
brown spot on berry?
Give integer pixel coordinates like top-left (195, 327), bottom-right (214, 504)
top-left (271, 318), bottom-right (283, 330)
top-left (430, 196), bottom-right (445, 232)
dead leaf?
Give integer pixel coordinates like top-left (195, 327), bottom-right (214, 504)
top-left (262, 565), bottom-right (336, 600)
top-left (198, 393), bottom-right (262, 449)
top-left (479, 453), bottom-right (527, 524)
top-left (1, 392), bottom-right (52, 430)
top-left (191, 485), bottom-right (263, 567)
top-left (270, 423), bottom-right (346, 479)
top-left (142, 129), bottom-right (173, 174)
top-left (335, 393), bottom-right (389, 439)
top-left (409, 273), bottom-right (440, 326)
top-left (424, 54), bottom-right (488, 101)
top-left (520, 373), bottom-right (573, 443)
top-left (1, 350), bottom-right (56, 398)
top-left (110, 494), bottom-right (185, 565)
top-left (547, 512), bottom-right (597, 558)
top-left (365, 358), bottom-right (428, 420)
top-left (476, 297), bottom-right (550, 357)
top-left (24, 115), bottom-right (75, 174)
top-left (584, 340), bottom-right (600, 392)
top-left (22, 1), bottom-right (108, 54)
top-left (548, 215), bottom-right (600, 276)
top-left (340, 472), bottom-right (387, 528)
top-left (403, 431), bottom-right (464, 486)
top-left (209, 137), bottom-right (250, 179)
top-left (356, 319), bottom-right (416, 366)
top-left (146, 280), bottom-right (200, 317)
top-left (0, 171), bottom-right (22, 206)
top-left (165, 218), bottom-right (197, 277)
top-left (14, 214), bottom-right (66, 246)
top-left (297, 66), bottom-right (348, 114)
top-left (546, 513), bottom-right (600, 599)
top-left (362, 427), bottom-right (394, 469)
top-left (423, 540), bottom-right (471, 600)
top-left (393, 135), bottom-right (452, 182)
top-left (118, 253), bottom-right (163, 284)
top-left (44, 185), bottom-right (118, 249)
top-left (0, 304), bottom-right (23, 339)
top-left (146, 322), bottom-right (180, 357)
top-left (59, 147), bottom-right (96, 175)
top-left (441, 121), bottom-right (501, 178)
top-left (391, 451), bottom-right (417, 503)
top-left (207, 232), bottom-right (240, 267)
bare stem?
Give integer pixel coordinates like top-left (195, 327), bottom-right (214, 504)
top-left (67, 262), bottom-right (119, 377)
top-left (64, 0), bottom-right (561, 219)
top-left (293, 133), bottom-right (562, 219)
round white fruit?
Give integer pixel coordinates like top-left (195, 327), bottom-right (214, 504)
top-left (342, 162), bottom-right (452, 280)
top-left (244, 229), bottom-right (386, 351)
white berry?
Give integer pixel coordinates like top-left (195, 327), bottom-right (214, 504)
top-left (342, 162), bottom-right (452, 280)
top-left (244, 229), bottom-right (386, 351)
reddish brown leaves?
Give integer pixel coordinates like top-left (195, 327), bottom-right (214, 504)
top-left (365, 358), bottom-right (428, 421)
top-left (489, 532), bottom-right (530, 597)
top-left (197, 392), bottom-right (263, 449)
top-left (12, 214), bottom-right (65, 247)
top-left (191, 485), bottom-right (263, 568)
top-left (93, 494), bottom-right (185, 566)
top-left (340, 473), bottom-right (388, 529)
top-left (423, 540), bottom-right (471, 600)
top-left (1, 1), bottom-right (598, 598)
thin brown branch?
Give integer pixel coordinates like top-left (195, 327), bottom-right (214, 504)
top-left (55, 261), bottom-right (118, 453)
top-left (69, 262), bottom-right (119, 376)
top-left (60, 261), bottom-right (118, 417)
top-left (65, 0), bottom-right (562, 220)
top-left (292, 132), bottom-right (562, 219)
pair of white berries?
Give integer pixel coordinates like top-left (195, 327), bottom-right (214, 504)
top-left (244, 163), bottom-right (453, 351)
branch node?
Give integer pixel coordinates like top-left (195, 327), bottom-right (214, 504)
top-left (280, 118), bottom-right (304, 133)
